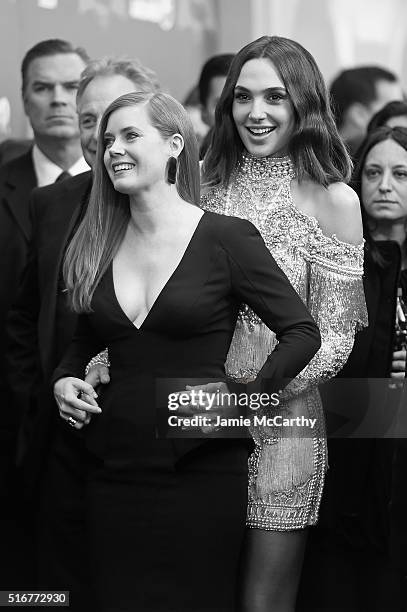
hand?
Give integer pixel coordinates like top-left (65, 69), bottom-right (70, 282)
top-left (85, 363), bottom-right (110, 388)
top-left (54, 377), bottom-right (101, 430)
top-left (83, 365), bottom-right (110, 426)
top-left (391, 349), bottom-right (406, 379)
top-left (177, 382), bottom-right (236, 433)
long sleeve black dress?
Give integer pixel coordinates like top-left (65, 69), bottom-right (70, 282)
top-left (51, 211), bottom-right (320, 612)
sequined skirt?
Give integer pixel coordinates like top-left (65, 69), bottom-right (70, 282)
top-left (225, 316), bottom-right (327, 530)
top-left (246, 387), bottom-right (327, 530)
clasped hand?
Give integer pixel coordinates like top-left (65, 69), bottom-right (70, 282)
top-left (174, 381), bottom-right (237, 433)
top-left (53, 363), bottom-right (110, 430)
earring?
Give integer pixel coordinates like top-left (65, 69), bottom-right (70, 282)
top-left (166, 156), bottom-right (177, 184)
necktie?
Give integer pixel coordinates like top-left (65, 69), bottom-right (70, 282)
top-left (55, 170), bottom-right (72, 183)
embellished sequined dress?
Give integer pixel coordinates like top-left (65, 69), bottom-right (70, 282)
top-left (202, 155), bottom-right (368, 530)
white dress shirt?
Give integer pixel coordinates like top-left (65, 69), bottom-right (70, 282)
top-left (32, 144), bottom-right (90, 187)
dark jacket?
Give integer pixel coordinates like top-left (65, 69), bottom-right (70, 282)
top-left (319, 242), bottom-right (406, 548)
top-left (6, 171), bottom-right (92, 484)
top-left (0, 151), bottom-right (36, 353)
top-left (0, 139), bottom-right (33, 167)
top-left (0, 149), bottom-right (36, 468)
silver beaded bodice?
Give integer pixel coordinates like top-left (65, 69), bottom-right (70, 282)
top-left (201, 153), bottom-right (367, 385)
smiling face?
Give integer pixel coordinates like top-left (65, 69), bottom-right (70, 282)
top-left (23, 53), bottom-right (86, 141)
top-left (103, 104), bottom-right (176, 195)
top-left (362, 138), bottom-right (407, 225)
top-left (232, 57), bottom-right (295, 158)
top-left (78, 74), bottom-right (139, 169)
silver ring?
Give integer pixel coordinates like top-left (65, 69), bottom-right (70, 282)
top-left (67, 416), bottom-right (77, 428)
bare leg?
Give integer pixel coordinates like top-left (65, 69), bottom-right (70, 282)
top-left (239, 528), bottom-right (308, 612)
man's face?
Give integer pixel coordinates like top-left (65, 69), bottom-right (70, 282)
top-left (23, 53), bottom-right (86, 141)
top-left (202, 75), bottom-right (227, 128)
top-left (77, 74), bottom-right (142, 169)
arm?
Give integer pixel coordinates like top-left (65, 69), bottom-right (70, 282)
top-left (52, 313), bottom-right (105, 429)
top-left (52, 312), bottom-right (105, 384)
top-left (220, 217), bottom-right (321, 393)
top-left (286, 241), bottom-right (367, 396)
top-left (285, 185), bottom-right (367, 396)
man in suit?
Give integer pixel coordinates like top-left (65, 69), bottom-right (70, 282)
top-left (0, 39), bottom-right (89, 407)
top-left (0, 44), bottom-right (89, 586)
top-left (5, 57), bottom-right (159, 598)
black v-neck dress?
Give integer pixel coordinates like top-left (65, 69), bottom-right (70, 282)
top-left (52, 211), bottom-right (320, 611)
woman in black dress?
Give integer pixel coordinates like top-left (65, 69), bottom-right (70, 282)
top-left (299, 127), bottom-right (407, 611)
top-left (52, 91), bottom-right (320, 611)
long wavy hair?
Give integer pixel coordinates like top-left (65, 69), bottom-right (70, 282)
top-left (64, 91), bottom-right (200, 312)
top-left (202, 35), bottom-right (351, 189)
top-left (351, 126), bottom-right (407, 267)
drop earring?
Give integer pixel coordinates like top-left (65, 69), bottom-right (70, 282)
top-left (166, 156), bottom-right (177, 184)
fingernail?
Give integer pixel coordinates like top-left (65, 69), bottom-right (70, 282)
top-left (93, 392), bottom-right (98, 398)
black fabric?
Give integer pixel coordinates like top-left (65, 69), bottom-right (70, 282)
top-left (0, 151), bottom-right (36, 374)
top-left (298, 241), bottom-right (407, 611)
top-left (6, 171), bottom-right (92, 485)
top-left (54, 170), bottom-right (72, 183)
top-left (0, 150), bottom-right (37, 593)
top-left (0, 138), bottom-right (32, 167)
top-left (3, 171), bottom-right (91, 594)
top-left (50, 212), bottom-right (320, 610)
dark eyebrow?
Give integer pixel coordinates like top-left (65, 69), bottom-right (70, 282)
top-left (103, 126), bottom-right (143, 139)
top-left (119, 125), bottom-right (141, 133)
top-left (234, 85), bottom-right (287, 93)
top-left (32, 79), bottom-right (79, 87)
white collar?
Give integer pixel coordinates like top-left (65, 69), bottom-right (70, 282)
top-left (32, 144), bottom-right (90, 187)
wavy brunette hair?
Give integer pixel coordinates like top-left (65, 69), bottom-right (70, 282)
top-left (202, 35), bottom-right (351, 188)
top-left (351, 126), bottom-right (407, 267)
top-left (64, 91), bottom-right (200, 312)
top-left (367, 100), bottom-right (407, 133)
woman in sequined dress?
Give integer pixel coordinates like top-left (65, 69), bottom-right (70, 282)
top-left (201, 36), bottom-right (368, 611)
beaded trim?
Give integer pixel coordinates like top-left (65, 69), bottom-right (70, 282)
top-left (239, 153), bottom-right (295, 180)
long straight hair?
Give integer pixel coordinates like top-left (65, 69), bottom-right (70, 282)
top-left (351, 126), bottom-right (407, 267)
top-left (64, 91), bottom-right (200, 312)
top-left (202, 35), bottom-right (351, 189)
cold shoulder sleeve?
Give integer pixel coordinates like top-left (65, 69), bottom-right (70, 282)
top-left (217, 216), bottom-right (321, 392)
top-left (285, 231), bottom-right (368, 396)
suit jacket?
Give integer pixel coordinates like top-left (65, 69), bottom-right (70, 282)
top-left (0, 139), bottom-right (33, 167)
top-left (0, 151), bottom-right (36, 347)
top-left (6, 171), bottom-right (92, 479)
top-left (0, 150), bottom-right (36, 500)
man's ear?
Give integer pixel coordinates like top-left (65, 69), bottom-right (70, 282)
top-left (346, 102), bottom-right (371, 131)
top-left (169, 133), bottom-right (184, 158)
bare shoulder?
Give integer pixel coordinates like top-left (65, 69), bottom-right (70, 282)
top-left (320, 182), bottom-right (363, 245)
top-left (293, 179), bottom-right (363, 245)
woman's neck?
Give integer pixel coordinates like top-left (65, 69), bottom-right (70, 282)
top-left (371, 220), bottom-right (406, 247)
top-left (127, 183), bottom-right (190, 235)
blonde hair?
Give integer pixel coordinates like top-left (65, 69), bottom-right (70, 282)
top-left (64, 91), bottom-right (200, 312)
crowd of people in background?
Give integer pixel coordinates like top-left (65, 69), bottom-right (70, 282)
top-left (0, 33), bottom-right (406, 612)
